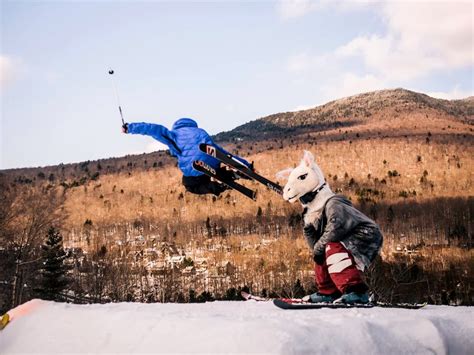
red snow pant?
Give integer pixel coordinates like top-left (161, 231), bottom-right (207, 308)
top-left (315, 242), bottom-right (366, 295)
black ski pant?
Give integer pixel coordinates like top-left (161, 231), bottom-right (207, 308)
top-left (182, 174), bottom-right (229, 196)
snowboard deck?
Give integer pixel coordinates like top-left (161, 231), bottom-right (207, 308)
top-left (273, 298), bottom-right (375, 309)
top-left (273, 298), bottom-right (427, 310)
top-left (242, 291), bottom-right (427, 310)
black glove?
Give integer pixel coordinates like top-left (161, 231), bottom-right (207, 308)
top-left (313, 250), bottom-right (325, 265)
top-left (122, 123), bottom-right (129, 133)
top-left (249, 161), bottom-right (255, 171)
top-left (303, 224), bottom-right (317, 238)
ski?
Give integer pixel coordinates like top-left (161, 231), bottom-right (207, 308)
top-left (241, 291), bottom-right (270, 302)
top-left (199, 143), bottom-right (283, 195)
top-left (192, 160), bottom-right (257, 200)
top-left (0, 313), bottom-right (10, 330)
top-left (273, 298), bottom-right (427, 310)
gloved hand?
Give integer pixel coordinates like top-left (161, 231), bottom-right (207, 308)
top-left (313, 250), bottom-right (325, 265)
top-left (249, 161), bottom-right (255, 171)
top-left (122, 123), bottom-right (129, 133)
top-left (303, 224), bottom-right (317, 238)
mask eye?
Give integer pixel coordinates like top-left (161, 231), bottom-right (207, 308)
top-left (298, 173), bottom-right (308, 180)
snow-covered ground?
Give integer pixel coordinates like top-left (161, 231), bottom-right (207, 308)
top-left (1, 299), bottom-right (473, 354)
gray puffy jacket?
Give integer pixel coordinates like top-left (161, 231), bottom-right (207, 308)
top-left (304, 195), bottom-right (383, 269)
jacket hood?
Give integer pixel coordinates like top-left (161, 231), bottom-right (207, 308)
top-left (172, 118), bottom-right (198, 130)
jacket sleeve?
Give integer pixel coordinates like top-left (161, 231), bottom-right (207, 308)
top-left (128, 122), bottom-right (176, 148)
top-left (313, 202), bottom-right (359, 256)
top-left (303, 224), bottom-right (318, 250)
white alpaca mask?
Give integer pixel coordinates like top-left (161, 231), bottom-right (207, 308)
top-left (282, 151), bottom-right (326, 203)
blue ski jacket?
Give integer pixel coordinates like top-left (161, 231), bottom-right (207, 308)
top-left (128, 118), bottom-right (251, 177)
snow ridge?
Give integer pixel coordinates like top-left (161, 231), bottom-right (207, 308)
top-left (1, 300), bottom-right (473, 354)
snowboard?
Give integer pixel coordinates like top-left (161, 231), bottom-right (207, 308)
top-left (273, 298), bottom-right (376, 309)
top-left (199, 143), bottom-right (283, 195)
top-left (273, 298), bottom-right (427, 310)
top-left (0, 313), bottom-right (10, 330)
top-left (241, 291), bottom-right (427, 310)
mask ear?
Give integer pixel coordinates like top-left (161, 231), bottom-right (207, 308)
top-left (276, 168), bottom-right (293, 181)
top-left (302, 150), bottom-right (315, 167)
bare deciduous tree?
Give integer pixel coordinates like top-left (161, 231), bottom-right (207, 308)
top-left (0, 183), bottom-right (65, 309)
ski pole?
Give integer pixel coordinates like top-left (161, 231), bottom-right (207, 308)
top-left (108, 69), bottom-right (125, 125)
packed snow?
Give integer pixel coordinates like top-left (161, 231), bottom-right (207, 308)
top-left (1, 299), bottom-right (473, 354)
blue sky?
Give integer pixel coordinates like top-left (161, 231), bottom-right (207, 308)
top-left (1, 0), bottom-right (473, 169)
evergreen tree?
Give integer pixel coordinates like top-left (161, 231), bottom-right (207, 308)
top-left (197, 291), bottom-right (214, 303)
top-left (189, 289), bottom-right (197, 303)
top-left (37, 227), bottom-right (71, 301)
top-left (293, 279), bottom-right (306, 298)
top-left (224, 287), bottom-right (238, 300)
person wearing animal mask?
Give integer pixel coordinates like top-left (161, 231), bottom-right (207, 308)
top-left (280, 151), bottom-right (383, 304)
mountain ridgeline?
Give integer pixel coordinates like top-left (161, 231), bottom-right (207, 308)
top-left (2, 88), bottom-right (472, 180)
top-left (214, 88), bottom-right (473, 142)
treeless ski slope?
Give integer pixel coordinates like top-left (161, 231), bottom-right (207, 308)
top-left (1, 299), bottom-right (473, 354)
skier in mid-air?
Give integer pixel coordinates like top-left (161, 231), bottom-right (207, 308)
top-left (122, 118), bottom-right (253, 196)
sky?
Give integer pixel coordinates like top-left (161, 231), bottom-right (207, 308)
top-left (1, 0), bottom-right (473, 169)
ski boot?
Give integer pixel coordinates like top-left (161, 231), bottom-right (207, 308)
top-left (335, 292), bottom-right (369, 305)
top-left (304, 292), bottom-right (337, 303)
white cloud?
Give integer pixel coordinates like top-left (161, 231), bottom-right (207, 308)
top-left (129, 141), bottom-right (168, 157)
top-left (276, 0), bottom-right (373, 19)
top-left (289, 72), bottom-right (387, 110)
top-left (335, 34), bottom-right (444, 81)
top-left (291, 103), bottom-right (317, 112)
top-left (276, 0), bottom-right (321, 20)
top-left (426, 87), bottom-right (474, 100)
top-left (145, 141), bottom-right (167, 153)
top-left (322, 73), bottom-right (387, 100)
top-left (0, 55), bottom-right (15, 90)
top-left (336, 2), bottom-right (474, 81)
top-left (384, 1), bottom-right (473, 68)
top-left (285, 1), bottom-right (473, 104)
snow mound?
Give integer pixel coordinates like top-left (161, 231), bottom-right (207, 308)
top-left (1, 299), bottom-right (473, 354)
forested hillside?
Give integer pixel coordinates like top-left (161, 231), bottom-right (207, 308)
top-left (1, 89), bottom-right (472, 313)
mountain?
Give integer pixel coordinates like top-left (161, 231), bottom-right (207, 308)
top-left (214, 89), bottom-right (473, 142)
